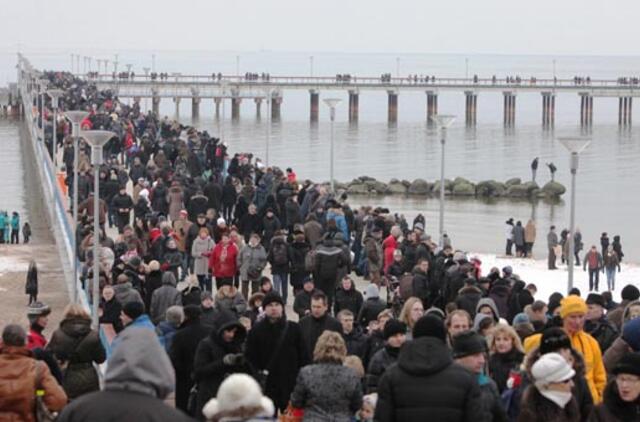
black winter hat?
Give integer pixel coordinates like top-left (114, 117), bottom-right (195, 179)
top-left (383, 319), bottom-right (407, 340)
top-left (451, 330), bottom-right (487, 358)
top-left (621, 285), bottom-right (640, 301)
top-left (586, 293), bottom-right (605, 307)
top-left (183, 304), bottom-right (202, 321)
top-left (122, 301), bottom-right (145, 320)
top-left (413, 315), bottom-right (446, 342)
top-left (613, 352), bottom-right (640, 377)
top-left (262, 292), bottom-right (285, 308)
top-left (540, 327), bottom-right (571, 355)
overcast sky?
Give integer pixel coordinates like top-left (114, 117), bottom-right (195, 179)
top-left (0, 0), bottom-right (637, 56)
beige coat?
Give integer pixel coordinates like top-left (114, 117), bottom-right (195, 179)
top-left (524, 221), bottom-right (537, 243)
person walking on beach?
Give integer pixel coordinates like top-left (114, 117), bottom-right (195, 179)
top-left (524, 219), bottom-right (536, 257)
top-left (583, 245), bottom-right (604, 292)
top-left (603, 245), bottom-right (621, 291)
top-left (10, 212), bottom-right (20, 244)
top-left (531, 157), bottom-right (539, 182)
top-left (513, 220), bottom-right (526, 257)
top-left (22, 222), bottom-right (31, 243)
top-left (547, 162), bottom-right (557, 181)
top-left (505, 218), bottom-right (515, 256)
top-left (25, 259), bottom-right (38, 305)
top-left (547, 225), bottom-right (559, 270)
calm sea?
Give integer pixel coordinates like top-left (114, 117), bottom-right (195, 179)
top-left (2, 50), bottom-right (639, 261)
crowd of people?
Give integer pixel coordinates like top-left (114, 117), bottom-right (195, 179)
top-left (0, 210), bottom-right (30, 244)
top-left (1, 69), bottom-right (639, 422)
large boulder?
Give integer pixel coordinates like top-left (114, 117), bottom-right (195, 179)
top-left (475, 180), bottom-right (506, 197)
top-left (432, 179), bottom-right (453, 194)
top-left (358, 175), bottom-right (376, 182)
top-left (453, 177), bottom-right (472, 186)
top-left (521, 181), bottom-right (540, 196)
top-left (369, 180), bottom-right (390, 195)
top-left (347, 183), bottom-right (369, 194)
top-left (452, 182), bottom-right (475, 196)
top-left (506, 184), bottom-right (530, 198)
top-left (505, 177), bottom-right (522, 186)
top-left (542, 181), bottom-right (566, 197)
top-left (408, 178), bottom-right (430, 195)
top-left (388, 181), bottom-right (408, 194)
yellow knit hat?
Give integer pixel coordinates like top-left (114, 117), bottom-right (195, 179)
top-left (560, 295), bottom-right (588, 319)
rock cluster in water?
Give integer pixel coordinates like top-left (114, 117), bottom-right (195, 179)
top-left (335, 176), bottom-right (566, 199)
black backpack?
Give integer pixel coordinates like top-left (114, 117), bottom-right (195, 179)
top-left (272, 242), bottom-right (288, 267)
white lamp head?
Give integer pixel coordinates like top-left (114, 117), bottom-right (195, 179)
top-left (558, 137), bottom-right (591, 154)
top-left (323, 98), bottom-right (342, 108)
top-left (430, 114), bottom-right (456, 128)
top-left (81, 130), bottom-right (116, 165)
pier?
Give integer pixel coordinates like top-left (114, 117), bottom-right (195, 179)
top-left (77, 72), bottom-right (640, 128)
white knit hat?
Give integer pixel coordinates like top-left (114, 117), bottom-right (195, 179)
top-left (531, 352), bottom-right (575, 387)
top-left (202, 374), bottom-right (274, 420)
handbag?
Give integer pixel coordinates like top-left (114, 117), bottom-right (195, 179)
top-left (255, 321), bottom-right (289, 392)
top-left (35, 362), bottom-right (58, 422)
top-left (278, 403), bottom-right (304, 422)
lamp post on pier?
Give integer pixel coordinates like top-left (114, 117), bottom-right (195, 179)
top-left (80, 129), bottom-right (116, 327)
top-left (46, 89), bottom-right (64, 169)
top-left (558, 137), bottom-right (591, 293)
top-left (430, 114), bottom-right (456, 246)
top-left (323, 98), bottom-right (342, 192)
top-left (64, 111), bottom-right (89, 303)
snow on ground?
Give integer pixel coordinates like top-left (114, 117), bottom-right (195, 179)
top-left (472, 253), bottom-right (640, 302)
top-left (0, 255), bottom-right (28, 273)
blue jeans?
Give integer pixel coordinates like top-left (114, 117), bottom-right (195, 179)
top-left (273, 273), bottom-right (289, 304)
top-left (606, 267), bottom-right (616, 291)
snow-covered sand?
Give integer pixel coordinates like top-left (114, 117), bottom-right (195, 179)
top-left (473, 253), bottom-right (640, 302)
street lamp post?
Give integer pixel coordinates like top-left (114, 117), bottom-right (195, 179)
top-left (430, 114), bottom-right (456, 246)
top-left (323, 98), bottom-right (342, 192)
top-left (263, 88), bottom-right (272, 167)
top-left (64, 111), bottom-right (89, 303)
top-left (558, 137), bottom-right (591, 293)
top-left (80, 129), bottom-right (116, 327)
top-left (46, 89), bottom-right (64, 169)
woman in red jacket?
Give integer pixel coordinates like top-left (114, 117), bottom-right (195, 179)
top-left (209, 232), bottom-right (239, 290)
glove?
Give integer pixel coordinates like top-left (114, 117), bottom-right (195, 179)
top-left (223, 354), bottom-right (235, 365)
top-left (233, 353), bottom-right (246, 366)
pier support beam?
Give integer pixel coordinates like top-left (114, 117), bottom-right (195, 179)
top-left (619, 96), bottom-right (632, 127)
top-left (388, 91), bottom-right (398, 124)
top-left (152, 94), bottom-right (160, 116)
top-left (271, 96), bottom-right (282, 121)
top-left (464, 91), bottom-right (477, 126)
top-left (503, 92), bottom-right (516, 127)
top-left (541, 92), bottom-right (555, 128)
top-left (580, 94), bottom-right (593, 127)
top-left (214, 97), bottom-right (221, 118)
top-left (173, 97), bottom-right (181, 119)
top-left (348, 90), bottom-right (359, 123)
top-left (426, 91), bottom-right (438, 124)
top-left (310, 90), bottom-right (319, 122)
top-left (231, 97), bottom-right (241, 120)
top-left (192, 97), bottom-right (201, 120)
top-left (254, 98), bottom-right (262, 119)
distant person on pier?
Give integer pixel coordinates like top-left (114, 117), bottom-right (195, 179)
top-left (547, 162), bottom-right (557, 182)
top-left (531, 157), bottom-right (539, 182)
top-left (22, 222), bottom-right (31, 243)
top-left (547, 225), bottom-right (559, 270)
top-left (10, 212), bottom-right (20, 244)
top-left (505, 218), bottom-right (515, 256)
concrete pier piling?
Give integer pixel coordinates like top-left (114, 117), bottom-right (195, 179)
top-left (231, 97), bottom-right (241, 120)
top-left (426, 91), bottom-right (438, 124)
top-left (388, 91), bottom-right (398, 124)
top-left (152, 94), bottom-right (160, 116)
top-left (191, 97), bottom-right (200, 120)
top-left (619, 96), bottom-right (632, 126)
top-left (173, 97), bottom-right (180, 119)
top-left (580, 94), bottom-right (593, 127)
top-left (254, 98), bottom-right (262, 118)
top-left (214, 97), bottom-right (221, 118)
top-left (309, 90), bottom-right (319, 122)
top-left (503, 92), bottom-right (516, 127)
top-left (542, 92), bottom-right (555, 128)
top-left (348, 90), bottom-right (359, 123)
top-left (464, 91), bottom-right (477, 126)
top-left (271, 96), bottom-right (282, 121)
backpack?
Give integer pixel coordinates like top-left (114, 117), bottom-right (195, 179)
top-left (304, 250), bottom-right (316, 272)
top-left (272, 242), bottom-right (288, 267)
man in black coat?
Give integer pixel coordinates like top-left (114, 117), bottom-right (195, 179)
top-left (187, 190), bottom-right (209, 222)
top-left (110, 185), bottom-right (133, 233)
top-left (246, 292), bottom-right (307, 412)
top-left (375, 315), bottom-right (484, 422)
top-left (299, 292), bottom-right (342, 361)
top-left (338, 309), bottom-right (367, 359)
top-left (203, 178), bottom-right (222, 212)
top-left (313, 237), bottom-right (343, 307)
top-left (169, 305), bottom-right (209, 413)
top-left (585, 293), bottom-right (618, 352)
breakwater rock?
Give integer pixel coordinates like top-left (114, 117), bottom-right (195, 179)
top-left (341, 176), bottom-right (566, 199)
